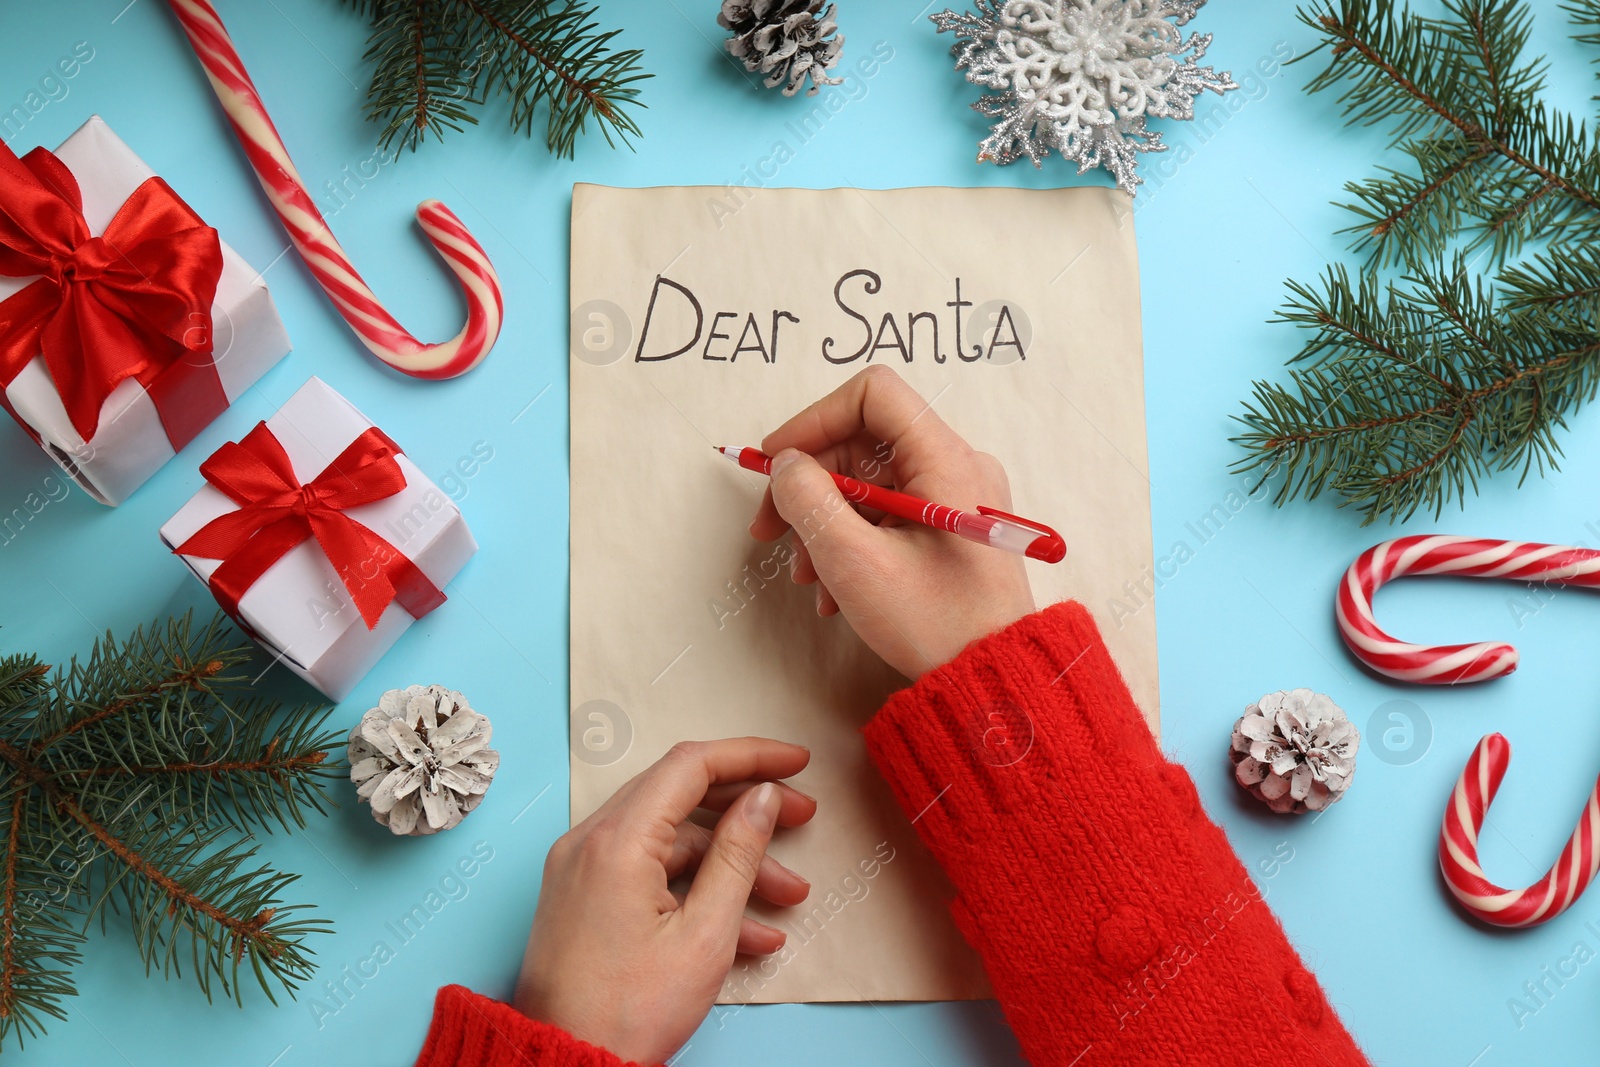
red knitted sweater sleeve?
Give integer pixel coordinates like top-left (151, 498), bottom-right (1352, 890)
top-left (861, 600), bottom-right (1369, 1066)
top-left (413, 986), bottom-right (656, 1067)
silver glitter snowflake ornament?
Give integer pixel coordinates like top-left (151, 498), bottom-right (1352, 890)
top-left (931, 0), bottom-right (1237, 192)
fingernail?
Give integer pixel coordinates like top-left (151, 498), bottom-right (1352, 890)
top-left (747, 781), bottom-right (780, 835)
top-left (774, 858), bottom-right (810, 886)
top-left (769, 449), bottom-right (798, 475)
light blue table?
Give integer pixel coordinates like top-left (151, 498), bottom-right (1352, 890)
top-left (4, 2), bottom-right (1599, 1063)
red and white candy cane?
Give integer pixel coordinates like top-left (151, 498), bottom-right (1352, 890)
top-left (1442, 734), bottom-right (1600, 927)
top-left (1336, 534), bottom-right (1600, 928)
top-left (165, 0), bottom-right (503, 379)
top-left (1338, 535), bottom-right (1600, 683)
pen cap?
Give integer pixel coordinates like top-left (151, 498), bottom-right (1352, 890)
top-left (977, 507), bottom-right (1066, 564)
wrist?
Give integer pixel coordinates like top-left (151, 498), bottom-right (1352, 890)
top-left (932, 594), bottom-right (1036, 675)
top-left (512, 974), bottom-right (580, 1044)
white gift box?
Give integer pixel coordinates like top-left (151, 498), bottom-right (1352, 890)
top-left (160, 377), bottom-right (477, 702)
top-left (0, 116), bottom-right (290, 505)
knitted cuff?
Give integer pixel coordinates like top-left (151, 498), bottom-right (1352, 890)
top-left (414, 986), bottom-right (646, 1067)
top-left (865, 599), bottom-right (1165, 829)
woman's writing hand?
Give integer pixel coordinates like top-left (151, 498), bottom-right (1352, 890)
top-left (752, 365), bottom-right (1036, 679)
top-left (513, 737), bottom-right (815, 1065)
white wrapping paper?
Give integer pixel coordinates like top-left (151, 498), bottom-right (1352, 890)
top-left (160, 377), bottom-right (477, 701)
top-left (0, 115), bottom-right (290, 505)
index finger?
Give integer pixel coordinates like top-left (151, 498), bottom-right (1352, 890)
top-left (760, 365), bottom-right (968, 488)
top-left (614, 737), bottom-right (811, 831)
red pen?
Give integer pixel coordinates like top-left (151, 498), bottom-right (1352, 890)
top-left (716, 446), bottom-right (1066, 564)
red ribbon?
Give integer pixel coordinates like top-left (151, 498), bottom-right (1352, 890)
top-left (0, 139), bottom-right (226, 449)
top-left (173, 422), bottom-right (447, 631)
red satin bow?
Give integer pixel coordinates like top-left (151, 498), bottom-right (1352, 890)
top-left (0, 139), bottom-right (226, 448)
top-left (174, 423), bottom-right (446, 631)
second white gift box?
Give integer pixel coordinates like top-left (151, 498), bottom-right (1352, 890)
top-left (160, 377), bottom-right (477, 701)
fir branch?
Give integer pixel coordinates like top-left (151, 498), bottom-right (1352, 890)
top-left (1567, 0), bottom-right (1600, 100)
top-left (55, 698), bottom-right (336, 835)
top-left (1234, 0), bottom-right (1600, 522)
top-left (30, 659), bottom-right (222, 756)
top-left (0, 615), bottom-right (339, 1048)
top-left (1354, 141), bottom-right (1492, 252)
top-left (0, 659), bottom-right (49, 735)
top-left (58, 748), bottom-right (327, 781)
top-left (1307, 0), bottom-right (1600, 266)
top-left (0, 789), bottom-right (84, 1045)
top-left (456, 0), bottom-right (649, 155)
top-left (1, 792), bottom-right (27, 1024)
top-left (1235, 261), bottom-right (1600, 522)
top-left (1500, 242), bottom-right (1600, 326)
top-left (339, 0), bottom-right (650, 158)
top-left (352, 0), bottom-right (483, 152)
top-left (64, 806), bottom-right (322, 1004)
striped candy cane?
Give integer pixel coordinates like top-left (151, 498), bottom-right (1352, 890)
top-left (1337, 535), bottom-right (1600, 683)
top-left (165, 0), bottom-right (503, 379)
top-left (1336, 534), bottom-right (1600, 928)
top-left (1441, 734), bottom-right (1600, 927)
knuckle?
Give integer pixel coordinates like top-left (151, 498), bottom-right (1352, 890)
top-left (582, 815), bottom-right (617, 842)
top-left (713, 833), bottom-right (766, 881)
top-left (544, 829), bottom-right (581, 871)
top-left (577, 816), bottom-right (627, 862)
top-left (672, 829), bottom-right (706, 866)
top-left (770, 457), bottom-right (802, 487)
top-left (666, 739), bottom-right (708, 764)
top-left (972, 450), bottom-right (1010, 487)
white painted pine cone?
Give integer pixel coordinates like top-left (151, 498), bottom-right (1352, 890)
top-left (719, 0), bottom-right (845, 96)
top-left (349, 685), bottom-right (499, 836)
top-left (1230, 689), bottom-right (1358, 815)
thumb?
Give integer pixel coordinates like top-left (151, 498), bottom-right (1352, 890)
top-left (768, 450), bottom-right (876, 563)
top-left (683, 782), bottom-right (783, 945)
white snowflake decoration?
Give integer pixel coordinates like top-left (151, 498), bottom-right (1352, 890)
top-left (931, 0), bottom-right (1237, 191)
